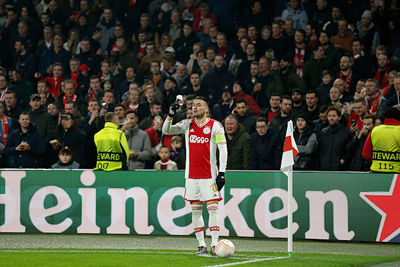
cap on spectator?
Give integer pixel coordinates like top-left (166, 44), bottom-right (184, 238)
top-left (292, 88), bottom-right (305, 95)
top-left (165, 47), bottom-right (176, 53)
top-left (362, 10), bottom-right (373, 19)
top-left (165, 76), bottom-right (177, 85)
top-left (30, 94), bottom-right (41, 101)
top-left (59, 146), bottom-right (72, 155)
top-left (295, 113), bottom-right (310, 124)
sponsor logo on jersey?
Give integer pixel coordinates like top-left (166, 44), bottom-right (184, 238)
top-left (189, 135), bottom-right (210, 144)
top-left (203, 126), bottom-right (211, 134)
top-left (190, 128), bottom-right (195, 132)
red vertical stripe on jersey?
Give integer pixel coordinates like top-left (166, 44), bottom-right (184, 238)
top-left (188, 119), bottom-right (213, 178)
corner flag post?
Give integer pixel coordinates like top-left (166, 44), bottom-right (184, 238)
top-left (280, 120), bottom-right (298, 257)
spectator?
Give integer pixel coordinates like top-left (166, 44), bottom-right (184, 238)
top-left (10, 69), bottom-right (34, 109)
top-left (268, 21), bottom-right (290, 60)
top-left (262, 93), bottom-right (281, 123)
top-left (337, 55), bottom-right (357, 95)
top-left (373, 53), bottom-right (390, 90)
top-left (377, 76), bottom-right (400, 118)
top-left (66, 58), bottom-right (89, 96)
top-left (291, 29), bottom-right (310, 79)
top-left (170, 135), bottom-right (185, 169)
top-left (314, 105), bottom-right (329, 137)
top-left (331, 18), bottom-right (355, 54)
top-left (232, 98), bottom-right (258, 135)
top-left (242, 61), bottom-right (260, 96)
top-left (315, 70), bottom-right (333, 105)
top-left (28, 93), bottom-right (55, 144)
top-left (249, 117), bottom-right (281, 170)
top-left (303, 44), bottom-right (335, 91)
top-left (139, 100), bottom-right (163, 130)
top-left (53, 112), bottom-right (87, 167)
top-left (232, 81), bottom-right (261, 117)
top-left (311, 0), bottom-right (331, 26)
top-left (280, 54), bottom-right (306, 94)
top-left (224, 115), bottom-right (250, 170)
top-left (318, 106), bottom-right (352, 170)
top-left (329, 86), bottom-right (343, 107)
top-left (114, 104), bottom-right (126, 128)
top-left (362, 107), bottom-right (400, 173)
top-left (212, 88), bottom-right (235, 123)
top-left (281, 0), bottom-right (308, 29)
top-left (256, 56), bottom-right (284, 108)
top-left (322, 6), bottom-right (342, 36)
top-left (169, 10), bottom-right (182, 41)
top-left (161, 77), bottom-right (179, 115)
top-left (34, 62), bottom-right (64, 99)
top-left (353, 79), bottom-right (367, 101)
top-left (172, 63), bottom-right (190, 89)
top-left (154, 145), bottom-right (178, 171)
top-left (141, 41), bottom-right (162, 66)
top-left (4, 90), bottom-right (22, 121)
top-left (38, 33), bottom-right (71, 75)
top-left (173, 22), bottom-right (199, 64)
top-left (112, 38), bottom-right (140, 75)
top-left (355, 11), bottom-right (380, 55)
top-left (236, 43), bottom-right (257, 82)
top-left (121, 109), bottom-right (152, 170)
top-left (94, 112), bottom-right (129, 171)
top-left (101, 89), bottom-right (116, 112)
top-left (0, 74), bottom-right (11, 102)
top-left (51, 146), bottom-right (80, 169)
top-left (13, 39), bottom-right (36, 79)
top-left (270, 95), bottom-right (295, 142)
top-left (318, 30), bottom-right (341, 67)
top-left (97, 7), bottom-right (119, 53)
top-left (180, 72), bottom-right (208, 98)
top-left (291, 88), bottom-right (306, 116)
top-left (193, 2), bottom-right (217, 33)
top-left (293, 114), bottom-right (318, 170)
top-left (80, 99), bottom-right (104, 168)
top-left (37, 79), bottom-right (55, 104)
top-left (351, 38), bottom-right (374, 79)
top-left (55, 79), bottom-right (85, 116)
top-left (347, 98), bottom-right (370, 134)
top-left (99, 60), bottom-right (113, 82)
top-left (201, 54), bottom-right (234, 104)
top-left (365, 78), bottom-right (384, 115)
top-left (345, 115), bottom-right (375, 171)
top-left (4, 112), bottom-right (46, 168)
top-left (304, 90), bottom-right (320, 122)
top-left (145, 114), bottom-right (173, 159)
top-left (305, 23), bottom-right (318, 48)
top-left (85, 75), bottom-right (103, 103)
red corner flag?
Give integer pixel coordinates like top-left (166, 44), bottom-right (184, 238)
top-left (280, 120), bottom-right (299, 177)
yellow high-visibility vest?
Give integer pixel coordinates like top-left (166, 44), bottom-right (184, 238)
top-left (94, 122), bottom-right (129, 171)
top-left (370, 124), bottom-right (400, 173)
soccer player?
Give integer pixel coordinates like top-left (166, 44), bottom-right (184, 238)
top-left (162, 96), bottom-right (228, 255)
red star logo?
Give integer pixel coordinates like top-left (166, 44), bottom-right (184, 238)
top-left (360, 174), bottom-right (400, 242)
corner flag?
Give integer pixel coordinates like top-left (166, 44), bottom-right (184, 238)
top-left (280, 120), bottom-right (298, 257)
top-left (280, 120), bottom-right (299, 176)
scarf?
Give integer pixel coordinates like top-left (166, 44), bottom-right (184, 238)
top-left (366, 91), bottom-right (380, 114)
top-left (0, 115), bottom-right (10, 145)
top-left (272, 33), bottom-right (283, 39)
top-left (63, 93), bottom-right (77, 107)
top-left (0, 87), bottom-right (8, 101)
top-left (87, 88), bottom-right (97, 101)
top-left (70, 71), bottom-right (80, 88)
top-left (374, 66), bottom-right (389, 89)
top-left (338, 70), bottom-right (352, 92)
top-left (353, 50), bottom-right (364, 59)
top-left (293, 44), bottom-right (305, 78)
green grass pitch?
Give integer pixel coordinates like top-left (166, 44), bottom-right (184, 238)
top-left (0, 249), bottom-right (399, 267)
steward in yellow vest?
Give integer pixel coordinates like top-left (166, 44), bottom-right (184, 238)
top-left (94, 112), bottom-right (129, 171)
top-left (362, 107), bottom-right (400, 173)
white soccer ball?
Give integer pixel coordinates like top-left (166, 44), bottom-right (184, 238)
top-left (215, 239), bottom-right (235, 258)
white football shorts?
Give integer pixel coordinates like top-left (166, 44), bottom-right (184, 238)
top-left (184, 178), bottom-right (222, 202)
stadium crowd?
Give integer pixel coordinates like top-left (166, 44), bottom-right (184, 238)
top-left (0, 0), bottom-right (399, 171)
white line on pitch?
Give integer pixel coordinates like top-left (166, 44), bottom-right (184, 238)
top-left (202, 256), bottom-right (290, 267)
top-left (0, 249), bottom-right (258, 260)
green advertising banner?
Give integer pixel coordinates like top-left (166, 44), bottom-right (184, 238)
top-left (0, 170), bottom-right (399, 243)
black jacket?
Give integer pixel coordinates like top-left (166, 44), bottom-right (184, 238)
top-left (249, 129), bottom-right (281, 170)
top-left (319, 123), bottom-right (352, 171)
top-left (4, 123), bottom-right (46, 168)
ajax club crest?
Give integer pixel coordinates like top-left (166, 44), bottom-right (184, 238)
top-left (203, 126), bottom-right (211, 135)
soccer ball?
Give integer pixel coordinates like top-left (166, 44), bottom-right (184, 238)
top-left (215, 239), bottom-right (235, 258)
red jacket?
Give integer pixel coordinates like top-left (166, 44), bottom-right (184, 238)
top-left (145, 127), bottom-right (173, 149)
top-left (233, 91), bottom-right (262, 117)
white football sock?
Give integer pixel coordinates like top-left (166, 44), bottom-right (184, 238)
top-left (207, 203), bottom-right (219, 247)
top-left (192, 204), bottom-right (206, 247)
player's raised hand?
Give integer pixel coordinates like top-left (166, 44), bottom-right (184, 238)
top-left (216, 172), bottom-right (225, 191)
top-left (168, 103), bottom-right (179, 117)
